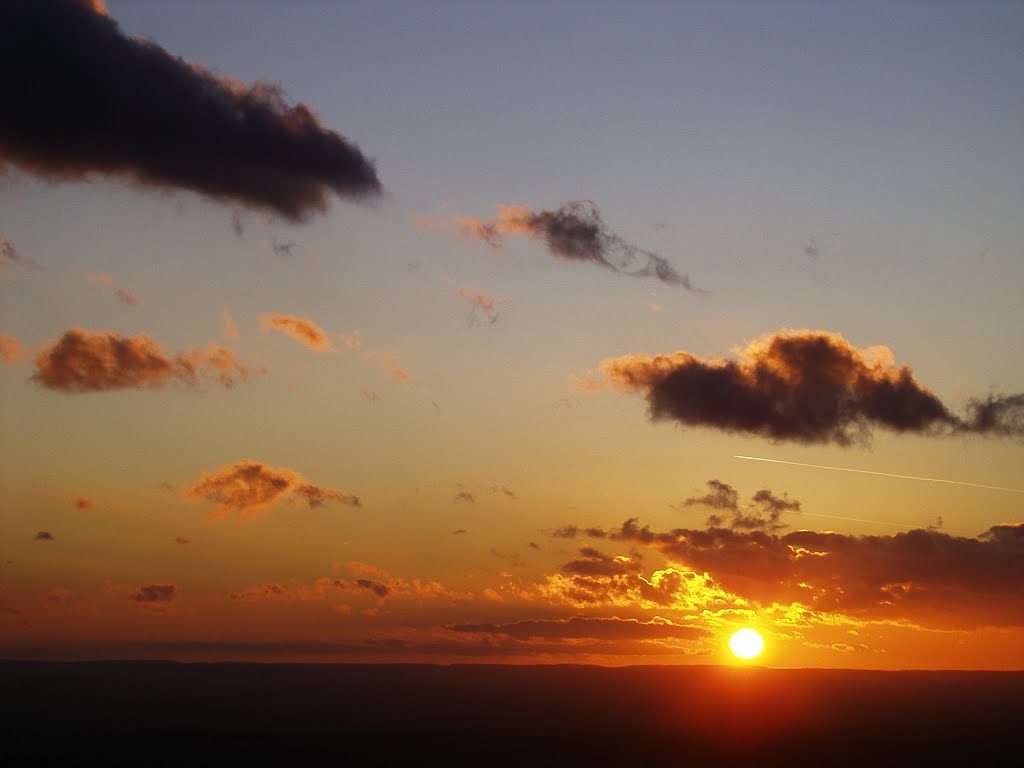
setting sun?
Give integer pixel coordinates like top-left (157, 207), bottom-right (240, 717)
top-left (729, 628), bottom-right (765, 660)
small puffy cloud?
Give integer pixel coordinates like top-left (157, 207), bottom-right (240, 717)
top-left (33, 531), bottom-right (55, 541)
top-left (1, 0), bottom-right (382, 221)
top-left (174, 536), bottom-right (190, 545)
top-left (452, 200), bottom-right (697, 288)
top-left (0, 334), bottom-right (22, 364)
top-left (74, 497), bottom-right (93, 510)
top-left (33, 329), bottom-right (251, 392)
top-left (130, 583), bottom-right (178, 605)
top-left (599, 329), bottom-right (1024, 446)
top-left (185, 459), bottom-right (360, 520)
top-left (685, 480), bottom-right (798, 531)
top-left (454, 491), bottom-right (476, 504)
top-left (0, 234), bottom-right (42, 271)
top-left (684, 479), bottom-right (739, 512)
top-left (260, 313), bottom-right (332, 352)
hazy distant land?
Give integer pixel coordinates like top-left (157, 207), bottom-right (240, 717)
top-left (4, 661), bottom-right (1022, 765)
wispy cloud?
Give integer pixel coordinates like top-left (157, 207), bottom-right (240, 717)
top-left (0, 0), bottom-right (381, 221)
top-left (456, 287), bottom-right (511, 326)
top-left (32, 329), bottom-right (251, 392)
top-left (33, 531), bottom-right (55, 542)
top-left (83, 273), bottom-right (139, 306)
top-left (451, 201), bottom-right (697, 288)
top-left (186, 459), bottom-right (360, 520)
top-left (598, 329), bottom-right (1024, 445)
top-left (261, 312), bottom-right (332, 352)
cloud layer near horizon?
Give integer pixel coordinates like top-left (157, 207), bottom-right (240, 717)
top-left (0, 0), bottom-right (381, 221)
top-left (32, 329), bottom-right (250, 392)
top-left (599, 329), bottom-right (1024, 445)
top-left (186, 459), bottom-right (360, 520)
top-left (453, 201), bottom-right (696, 288)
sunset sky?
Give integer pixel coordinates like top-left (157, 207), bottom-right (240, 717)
top-left (2, 0), bottom-right (1023, 670)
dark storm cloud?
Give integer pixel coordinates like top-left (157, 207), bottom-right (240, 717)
top-left (0, 0), bottom-right (382, 221)
top-left (456, 201), bottom-right (697, 288)
top-left (601, 329), bottom-right (1024, 446)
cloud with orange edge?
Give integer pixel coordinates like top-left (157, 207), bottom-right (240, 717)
top-left (261, 312), bottom-right (332, 352)
top-left (185, 459), bottom-right (360, 520)
top-left (456, 287), bottom-right (511, 326)
top-left (595, 329), bottom-right (1024, 445)
top-left (451, 200), bottom-right (697, 288)
top-left (32, 329), bottom-right (252, 392)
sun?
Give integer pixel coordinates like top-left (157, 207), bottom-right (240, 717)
top-left (729, 628), bottom-right (765, 660)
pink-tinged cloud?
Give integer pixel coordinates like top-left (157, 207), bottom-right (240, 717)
top-left (1, 1), bottom-right (382, 221)
top-left (453, 200), bottom-right (696, 288)
top-left (260, 313), bottom-right (332, 352)
top-left (456, 287), bottom-right (511, 326)
top-left (32, 329), bottom-right (251, 392)
top-left (185, 459), bottom-right (360, 520)
top-left (74, 497), bottom-right (93, 509)
top-left (599, 329), bottom-right (1024, 445)
top-left (0, 334), bottom-right (21, 364)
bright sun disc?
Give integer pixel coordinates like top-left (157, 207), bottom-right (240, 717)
top-left (729, 628), bottom-right (764, 659)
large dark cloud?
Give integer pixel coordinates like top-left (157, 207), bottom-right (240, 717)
top-left (565, 518), bottom-right (1024, 628)
top-left (0, 0), bottom-right (381, 221)
top-left (455, 201), bottom-right (697, 288)
top-left (601, 329), bottom-right (1024, 445)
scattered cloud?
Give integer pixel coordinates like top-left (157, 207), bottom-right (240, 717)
top-left (33, 531), bottom-right (55, 541)
top-left (0, 334), bottom-right (22, 364)
top-left (130, 583), bottom-right (178, 606)
top-left (0, 234), bottom-right (42, 271)
top-left (683, 479), bottom-right (739, 512)
top-left (491, 485), bottom-right (518, 500)
top-left (32, 328), bottom-right (251, 392)
top-left (361, 389), bottom-right (381, 403)
top-left (448, 616), bottom-right (708, 642)
top-left (0, 0), bottom-right (382, 221)
top-left (74, 497), bottom-right (93, 510)
top-left (598, 329), bottom-right (1024, 445)
top-left (451, 200), bottom-right (697, 287)
top-left (271, 237), bottom-right (296, 259)
top-left (804, 237), bottom-right (819, 258)
top-left (454, 491), bottom-right (477, 504)
top-left (261, 312), bottom-right (332, 352)
top-left (83, 273), bottom-right (139, 306)
top-left (684, 480), bottom-right (798, 531)
top-left (174, 536), bottom-right (190, 545)
top-left (185, 459), bottom-right (360, 520)
top-left (456, 287), bottom-right (511, 326)
top-left (453, 528), bottom-right (468, 535)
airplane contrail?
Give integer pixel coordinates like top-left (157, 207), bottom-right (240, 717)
top-left (734, 455), bottom-right (1024, 494)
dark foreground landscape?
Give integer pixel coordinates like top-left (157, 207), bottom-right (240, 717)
top-left (3, 661), bottom-right (1023, 766)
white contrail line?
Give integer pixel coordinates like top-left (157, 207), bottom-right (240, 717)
top-left (734, 455), bottom-right (1024, 494)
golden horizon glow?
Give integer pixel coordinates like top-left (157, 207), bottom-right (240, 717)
top-left (729, 628), bottom-right (765, 660)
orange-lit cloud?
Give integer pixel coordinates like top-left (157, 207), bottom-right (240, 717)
top-left (32, 329), bottom-right (251, 392)
top-left (83, 273), bottom-right (140, 306)
top-left (260, 312), bottom-right (332, 351)
top-left (2, 1), bottom-right (381, 221)
top-left (561, 518), bottom-right (1024, 628)
top-left (599, 329), bottom-right (1024, 445)
top-left (0, 334), bottom-right (21, 364)
top-left (453, 200), bottom-right (696, 287)
top-left (74, 497), bottom-right (93, 509)
top-left (185, 459), bottom-right (360, 520)
top-left (456, 287), bottom-right (511, 326)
